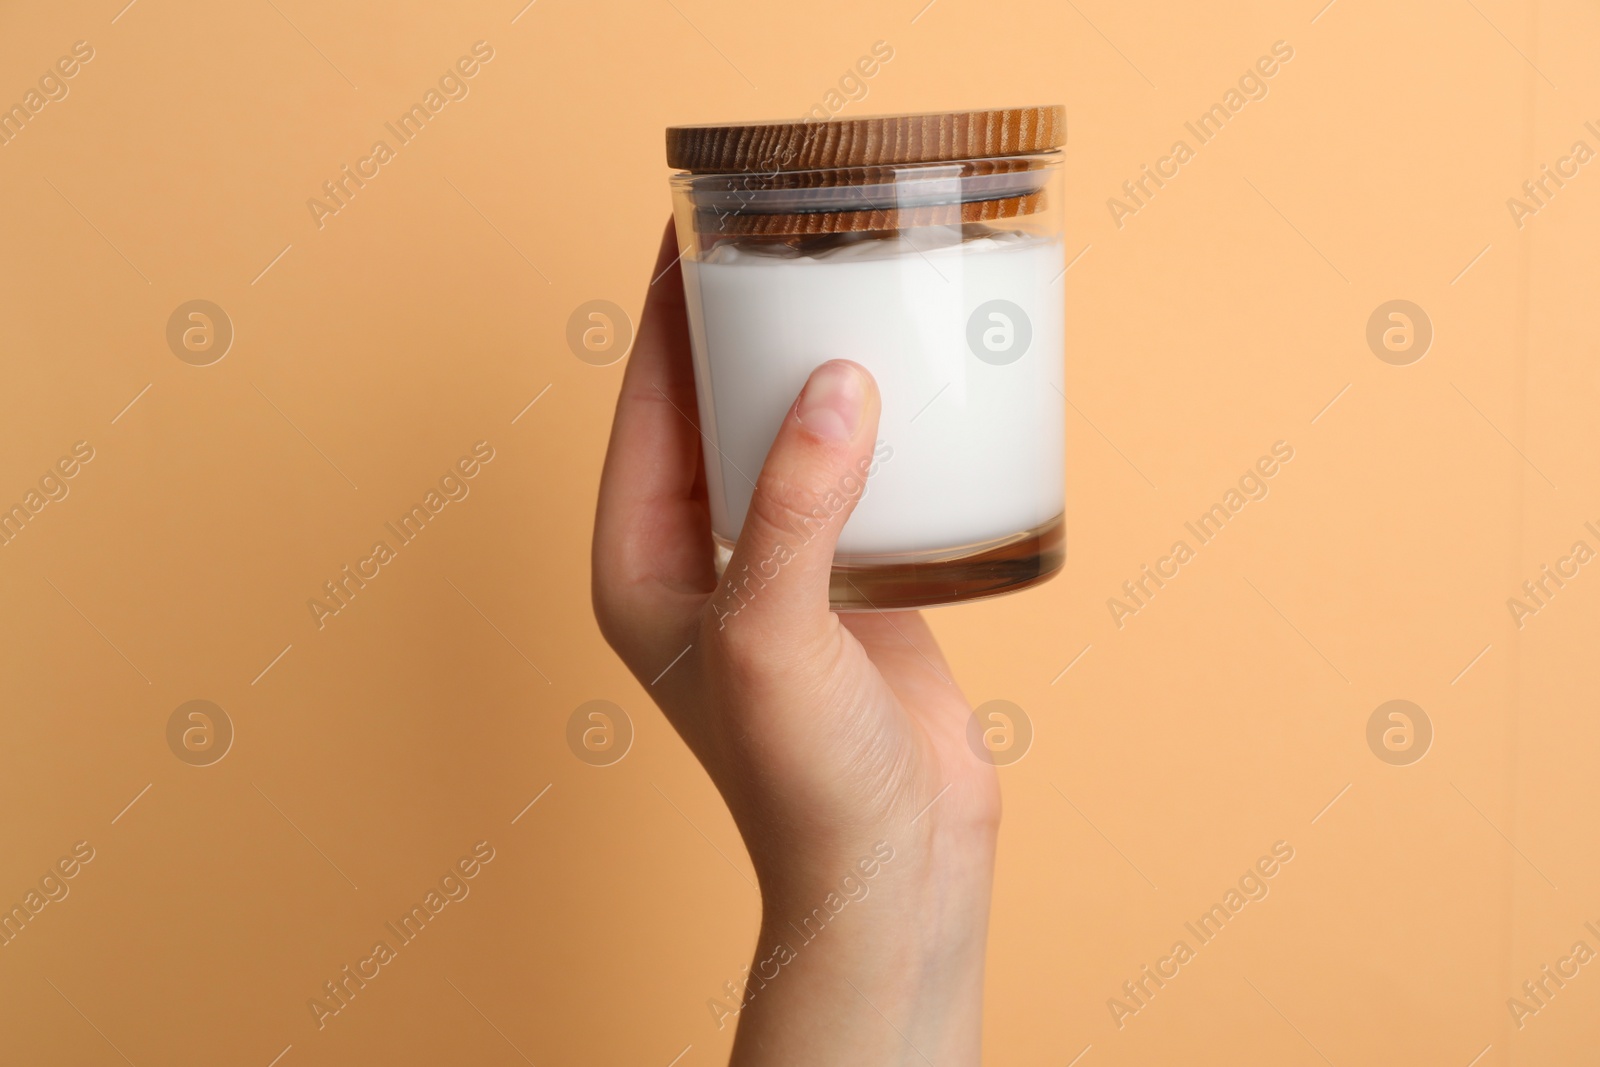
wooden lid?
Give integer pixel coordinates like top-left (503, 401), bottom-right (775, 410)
top-left (666, 106), bottom-right (1066, 173)
top-left (698, 192), bottom-right (1049, 237)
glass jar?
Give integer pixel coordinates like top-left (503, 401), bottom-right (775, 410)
top-left (666, 107), bottom-right (1067, 610)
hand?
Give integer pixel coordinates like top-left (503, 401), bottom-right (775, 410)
top-left (592, 220), bottom-right (1000, 1065)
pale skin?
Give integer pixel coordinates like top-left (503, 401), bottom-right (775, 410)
top-left (592, 221), bottom-right (999, 1065)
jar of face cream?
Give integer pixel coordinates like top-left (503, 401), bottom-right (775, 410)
top-left (666, 106), bottom-right (1067, 610)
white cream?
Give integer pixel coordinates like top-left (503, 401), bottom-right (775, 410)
top-left (682, 230), bottom-right (1065, 558)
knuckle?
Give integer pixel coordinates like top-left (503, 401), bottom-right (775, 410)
top-left (746, 474), bottom-right (830, 544)
top-left (592, 582), bottom-right (639, 659)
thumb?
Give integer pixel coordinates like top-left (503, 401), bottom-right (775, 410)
top-left (709, 360), bottom-right (881, 640)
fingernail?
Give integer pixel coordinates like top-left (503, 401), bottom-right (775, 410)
top-left (796, 361), bottom-right (865, 442)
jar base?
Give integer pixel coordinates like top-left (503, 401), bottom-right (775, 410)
top-left (712, 514), bottom-right (1065, 612)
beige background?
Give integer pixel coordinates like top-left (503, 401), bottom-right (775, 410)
top-left (1, 0), bottom-right (1597, 1063)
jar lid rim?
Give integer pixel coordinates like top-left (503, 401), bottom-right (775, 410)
top-left (666, 106), bottom-right (1066, 173)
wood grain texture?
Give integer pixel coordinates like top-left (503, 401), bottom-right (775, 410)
top-left (692, 192), bottom-right (1047, 237)
top-left (667, 106), bottom-right (1066, 173)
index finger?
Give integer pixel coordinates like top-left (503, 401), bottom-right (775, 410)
top-left (591, 218), bottom-right (714, 663)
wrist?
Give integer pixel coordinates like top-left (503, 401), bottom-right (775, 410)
top-left (729, 824), bottom-right (996, 1065)
top-left (747, 772), bottom-right (1002, 901)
